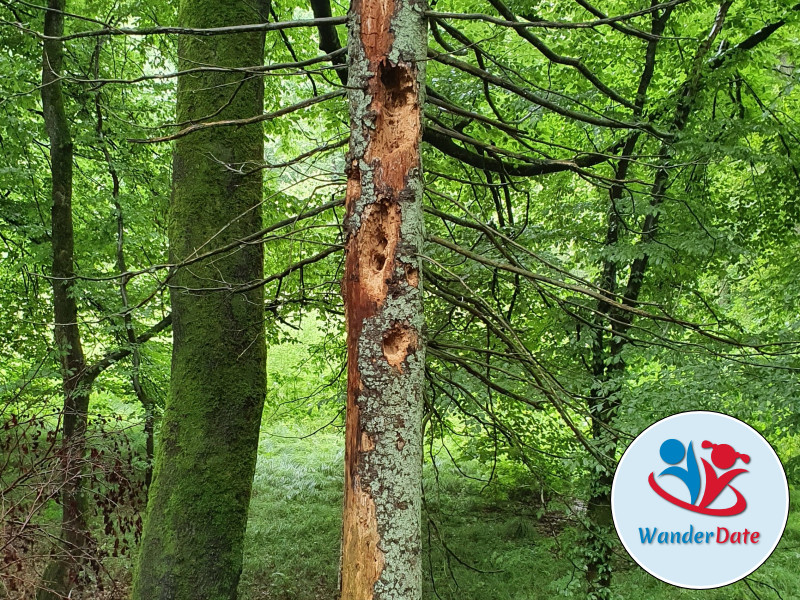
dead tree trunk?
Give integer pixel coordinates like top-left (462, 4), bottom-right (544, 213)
top-left (339, 0), bottom-right (427, 598)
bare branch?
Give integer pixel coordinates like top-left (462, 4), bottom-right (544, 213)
top-left (70, 49), bottom-right (347, 87)
top-left (83, 314), bottom-right (173, 383)
top-left (3, 15), bottom-right (346, 42)
top-left (130, 90), bottom-right (344, 143)
top-left (426, 0), bottom-right (690, 37)
top-left (428, 49), bottom-right (670, 138)
top-left (484, 0), bottom-right (634, 108)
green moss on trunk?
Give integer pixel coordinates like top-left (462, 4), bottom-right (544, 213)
top-left (131, 0), bottom-right (268, 597)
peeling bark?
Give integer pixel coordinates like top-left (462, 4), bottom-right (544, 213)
top-left (340, 0), bottom-right (426, 597)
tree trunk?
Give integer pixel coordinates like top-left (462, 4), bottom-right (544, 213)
top-left (94, 58), bottom-right (157, 493)
top-left (131, 0), bottom-right (268, 596)
top-left (37, 0), bottom-right (92, 596)
top-left (584, 388), bottom-right (619, 599)
top-left (339, 0), bottom-right (427, 598)
top-left (584, 138), bottom-right (640, 600)
top-left (583, 6), bottom-right (733, 596)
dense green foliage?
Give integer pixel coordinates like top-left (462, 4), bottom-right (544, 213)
top-left (1, 0), bottom-right (799, 597)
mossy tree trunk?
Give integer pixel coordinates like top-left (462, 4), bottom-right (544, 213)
top-left (131, 0), bottom-right (268, 597)
top-left (339, 0), bottom-right (427, 598)
top-left (37, 0), bottom-right (93, 596)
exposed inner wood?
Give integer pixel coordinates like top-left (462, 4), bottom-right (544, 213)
top-left (367, 61), bottom-right (421, 192)
top-left (359, 0), bottom-right (393, 63)
top-left (342, 0), bottom-right (423, 596)
top-left (361, 431), bottom-right (376, 451)
top-left (382, 324), bottom-right (416, 373)
top-left (405, 264), bottom-right (419, 288)
top-left (357, 200), bottom-right (401, 306)
top-left (340, 476), bottom-right (385, 600)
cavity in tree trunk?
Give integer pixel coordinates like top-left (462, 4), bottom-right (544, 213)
top-left (130, 0), bottom-right (268, 596)
top-left (37, 0), bottom-right (92, 596)
top-left (339, 0), bottom-right (427, 597)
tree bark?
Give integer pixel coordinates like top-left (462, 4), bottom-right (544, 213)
top-left (37, 0), bottom-right (92, 596)
top-left (131, 0), bottom-right (268, 596)
top-left (339, 0), bottom-right (427, 597)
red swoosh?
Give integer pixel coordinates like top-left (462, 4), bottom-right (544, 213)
top-left (648, 472), bottom-right (747, 516)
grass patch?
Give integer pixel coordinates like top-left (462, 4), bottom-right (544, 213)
top-left (238, 423), bottom-right (344, 600)
top-left (238, 421), bottom-right (800, 600)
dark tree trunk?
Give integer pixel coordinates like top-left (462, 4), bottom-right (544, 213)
top-left (584, 5), bottom-right (733, 597)
top-left (37, 0), bottom-right (92, 596)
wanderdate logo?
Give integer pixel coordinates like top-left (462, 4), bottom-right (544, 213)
top-left (648, 438), bottom-right (750, 516)
top-left (611, 411), bottom-right (789, 589)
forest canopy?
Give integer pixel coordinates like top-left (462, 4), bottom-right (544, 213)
top-left (0, 0), bottom-right (799, 598)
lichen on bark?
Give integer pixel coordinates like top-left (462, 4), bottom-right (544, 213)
top-left (340, 0), bottom-right (427, 597)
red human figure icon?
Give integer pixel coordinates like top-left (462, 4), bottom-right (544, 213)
top-left (698, 441), bottom-right (750, 509)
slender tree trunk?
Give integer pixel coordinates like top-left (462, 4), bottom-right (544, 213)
top-left (584, 389), bottom-right (619, 598)
top-left (584, 6), bottom-right (732, 597)
top-left (584, 136), bottom-right (641, 599)
top-left (92, 53), bottom-right (156, 492)
top-left (143, 404), bottom-right (155, 490)
top-left (115, 195), bottom-right (156, 492)
top-left (131, 0), bottom-right (268, 596)
top-left (339, 0), bottom-right (426, 598)
top-left (38, 0), bottom-right (92, 596)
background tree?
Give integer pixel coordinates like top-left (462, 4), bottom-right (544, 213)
top-left (34, 1), bottom-right (170, 596)
top-left (36, 0), bottom-right (92, 595)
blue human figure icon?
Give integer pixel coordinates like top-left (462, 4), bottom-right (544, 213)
top-left (658, 439), bottom-right (701, 505)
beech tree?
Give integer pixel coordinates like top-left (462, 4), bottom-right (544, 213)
top-left (36, 1), bottom-right (171, 596)
top-left (36, 1), bottom-right (91, 596)
top-left (130, 0), bottom-right (269, 597)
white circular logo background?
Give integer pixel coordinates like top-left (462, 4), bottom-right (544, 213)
top-left (611, 411), bottom-right (789, 589)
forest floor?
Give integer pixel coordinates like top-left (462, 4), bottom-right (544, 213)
top-left (236, 420), bottom-right (800, 600)
top-left (3, 414), bottom-right (797, 600)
